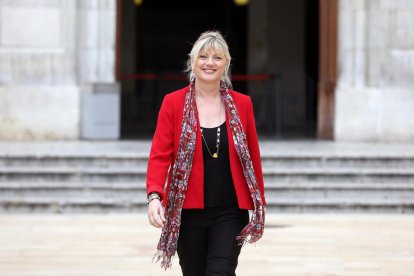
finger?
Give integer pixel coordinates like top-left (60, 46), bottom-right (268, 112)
top-left (153, 213), bottom-right (164, 228)
top-left (148, 210), bottom-right (159, 228)
top-left (159, 206), bottom-right (166, 222)
top-left (148, 202), bottom-right (158, 225)
top-left (149, 215), bottom-right (159, 228)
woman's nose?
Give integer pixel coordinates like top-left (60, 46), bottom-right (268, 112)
top-left (206, 57), bottom-right (214, 65)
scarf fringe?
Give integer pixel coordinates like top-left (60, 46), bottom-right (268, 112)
top-left (236, 208), bottom-right (265, 246)
top-left (153, 250), bottom-right (174, 270)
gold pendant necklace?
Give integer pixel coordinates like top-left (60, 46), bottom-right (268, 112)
top-left (201, 126), bottom-right (220, 158)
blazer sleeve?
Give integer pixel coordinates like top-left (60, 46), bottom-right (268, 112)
top-left (246, 97), bottom-right (267, 205)
top-left (146, 94), bottom-right (174, 200)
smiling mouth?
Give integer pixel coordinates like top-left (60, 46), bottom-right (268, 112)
top-left (203, 69), bottom-right (216, 73)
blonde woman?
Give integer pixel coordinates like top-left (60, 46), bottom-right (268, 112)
top-left (146, 31), bottom-right (266, 275)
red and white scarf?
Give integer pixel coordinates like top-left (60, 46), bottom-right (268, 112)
top-left (154, 80), bottom-right (265, 269)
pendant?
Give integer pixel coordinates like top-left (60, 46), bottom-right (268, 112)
top-left (212, 153), bottom-right (218, 158)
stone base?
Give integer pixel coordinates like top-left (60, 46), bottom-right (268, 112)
top-left (0, 86), bottom-right (80, 140)
top-left (335, 86), bottom-right (414, 142)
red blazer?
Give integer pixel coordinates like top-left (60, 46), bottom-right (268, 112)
top-left (146, 87), bottom-right (266, 210)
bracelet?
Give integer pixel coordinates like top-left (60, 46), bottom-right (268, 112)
top-left (147, 192), bottom-right (161, 204)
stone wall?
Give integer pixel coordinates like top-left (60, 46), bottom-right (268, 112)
top-left (2, 0), bottom-right (413, 141)
top-left (335, 0), bottom-right (414, 142)
top-left (0, 0), bottom-right (117, 140)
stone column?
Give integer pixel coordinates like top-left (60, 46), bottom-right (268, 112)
top-left (0, 0), bottom-right (79, 139)
top-left (335, 0), bottom-right (414, 142)
top-left (77, 0), bottom-right (116, 83)
top-left (77, 0), bottom-right (120, 139)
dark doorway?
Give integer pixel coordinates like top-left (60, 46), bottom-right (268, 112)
top-left (248, 0), bottom-right (319, 139)
top-left (119, 0), bottom-right (248, 139)
top-left (117, 0), bottom-right (320, 140)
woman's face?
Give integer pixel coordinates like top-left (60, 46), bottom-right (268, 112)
top-left (193, 48), bottom-right (227, 84)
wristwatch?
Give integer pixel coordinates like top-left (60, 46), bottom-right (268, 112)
top-left (147, 192), bottom-right (161, 204)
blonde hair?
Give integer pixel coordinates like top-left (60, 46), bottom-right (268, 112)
top-left (186, 31), bottom-right (232, 86)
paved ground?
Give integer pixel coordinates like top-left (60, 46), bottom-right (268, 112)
top-left (1, 213), bottom-right (413, 275)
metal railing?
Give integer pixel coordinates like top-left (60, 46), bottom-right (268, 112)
top-left (119, 73), bottom-right (284, 138)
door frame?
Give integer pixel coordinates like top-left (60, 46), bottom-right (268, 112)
top-left (317, 0), bottom-right (338, 140)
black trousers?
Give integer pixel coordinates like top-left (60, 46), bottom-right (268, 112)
top-left (177, 205), bottom-right (249, 276)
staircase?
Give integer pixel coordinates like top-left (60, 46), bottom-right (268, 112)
top-left (0, 141), bottom-right (413, 213)
top-left (262, 154), bottom-right (414, 212)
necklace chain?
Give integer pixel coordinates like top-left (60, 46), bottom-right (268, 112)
top-left (200, 126), bottom-right (220, 158)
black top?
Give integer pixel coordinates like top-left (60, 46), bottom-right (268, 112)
top-left (201, 121), bottom-right (238, 208)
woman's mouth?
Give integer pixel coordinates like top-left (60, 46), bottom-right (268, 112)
top-left (203, 68), bottom-right (216, 73)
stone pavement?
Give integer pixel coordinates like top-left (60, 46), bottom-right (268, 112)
top-left (1, 213), bottom-right (414, 275)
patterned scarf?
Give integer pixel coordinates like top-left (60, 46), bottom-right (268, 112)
top-left (154, 80), bottom-right (265, 269)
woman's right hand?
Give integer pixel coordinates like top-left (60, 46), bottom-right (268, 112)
top-left (148, 199), bottom-right (165, 228)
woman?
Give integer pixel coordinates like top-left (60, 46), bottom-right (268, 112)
top-left (146, 31), bottom-right (266, 275)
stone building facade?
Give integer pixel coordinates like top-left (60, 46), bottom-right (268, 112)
top-left (0, 0), bottom-right (413, 142)
top-left (336, 0), bottom-right (414, 141)
top-left (0, 0), bottom-right (117, 139)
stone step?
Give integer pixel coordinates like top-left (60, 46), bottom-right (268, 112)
top-left (0, 181), bottom-right (412, 211)
top-left (1, 181), bottom-right (412, 190)
top-left (1, 167), bottom-right (414, 183)
top-left (0, 182), bottom-right (146, 189)
top-left (1, 196), bottom-right (413, 213)
top-left (0, 182), bottom-right (145, 199)
top-left (1, 181), bottom-right (413, 193)
top-left (0, 197), bottom-right (145, 213)
top-left (265, 189), bottom-right (414, 202)
top-left (267, 174), bottom-right (414, 183)
top-left (0, 155), bottom-right (149, 168)
top-left (265, 182), bottom-right (414, 189)
top-left (0, 167), bottom-right (147, 182)
top-left (2, 155), bottom-right (414, 170)
top-left (0, 189), bottom-right (146, 200)
top-left (265, 200), bottom-right (414, 213)
top-left (1, 141), bottom-right (413, 213)
top-left (1, 181), bottom-right (412, 200)
top-left (263, 168), bottom-right (414, 183)
top-left (1, 183), bottom-right (411, 199)
top-left (261, 156), bottom-right (414, 169)
top-left (1, 191), bottom-right (411, 207)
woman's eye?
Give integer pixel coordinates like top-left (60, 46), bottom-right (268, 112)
top-left (214, 56), bottom-right (222, 60)
top-left (199, 55), bottom-right (207, 59)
